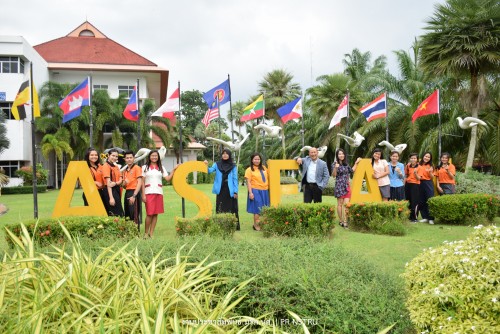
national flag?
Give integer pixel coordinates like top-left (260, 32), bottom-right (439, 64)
top-left (201, 108), bottom-right (219, 128)
top-left (360, 93), bottom-right (386, 122)
top-left (11, 69), bottom-right (40, 120)
top-left (328, 95), bottom-right (348, 129)
top-left (58, 77), bottom-right (90, 123)
top-left (123, 86), bottom-right (139, 121)
top-left (203, 79), bottom-right (230, 112)
top-left (151, 88), bottom-right (179, 121)
top-left (277, 97), bottom-right (302, 124)
top-left (412, 90), bottom-right (439, 123)
top-left (240, 95), bottom-right (264, 122)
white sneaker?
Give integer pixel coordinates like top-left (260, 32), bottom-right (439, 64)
top-left (429, 220), bottom-right (434, 225)
top-left (419, 219), bottom-right (428, 223)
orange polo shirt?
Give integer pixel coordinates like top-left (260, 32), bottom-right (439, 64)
top-left (89, 165), bottom-right (104, 189)
top-left (122, 164), bottom-right (143, 190)
top-left (419, 164), bottom-right (434, 181)
top-left (244, 166), bottom-right (269, 190)
top-left (434, 164), bottom-right (456, 184)
top-left (101, 162), bottom-right (122, 184)
top-left (405, 164), bottom-right (422, 184)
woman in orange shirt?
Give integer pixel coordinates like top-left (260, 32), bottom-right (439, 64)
top-left (83, 148), bottom-right (105, 206)
top-left (101, 148), bottom-right (124, 216)
top-left (405, 153), bottom-right (422, 223)
top-left (435, 152), bottom-right (456, 195)
top-left (245, 153), bottom-right (269, 231)
top-left (419, 152), bottom-right (435, 224)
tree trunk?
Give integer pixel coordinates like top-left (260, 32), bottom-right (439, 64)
top-left (54, 154), bottom-right (59, 190)
top-left (465, 73), bottom-right (480, 170)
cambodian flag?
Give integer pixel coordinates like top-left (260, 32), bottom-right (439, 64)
top-left (58, 77), bottom-right (90, 123)
top-left (359, 93), bottom-right (386, 122)
top-left (123, 86), bottom-right (139, 121)
top-left (277, 97), bottom-right (302, 124)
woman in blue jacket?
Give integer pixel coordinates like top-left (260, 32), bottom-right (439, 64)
top-left (204, 149), bottom-right (240, 230)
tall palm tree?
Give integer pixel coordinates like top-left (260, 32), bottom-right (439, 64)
top-left (41, 128), bottom-right (74, 189)
top-left (419, 0), bottom-right (500, 169)
top-left (0, 109), bottom-right (9, 155)
top-left (258, 69), bottom-right (302, 124)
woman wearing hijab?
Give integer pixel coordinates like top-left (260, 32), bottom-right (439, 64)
top-left (204, 149), bottom-right (240, 230)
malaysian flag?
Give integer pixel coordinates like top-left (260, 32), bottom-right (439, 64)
top-left (201, 108), bottom-right (219, 127)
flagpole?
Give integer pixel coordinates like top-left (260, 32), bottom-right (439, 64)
top-left (385, 92), bottom-right (389, 142)
top-left (29, 62), bottom-right (38, 219)
top-left (345, 90), bottom-right (350, 158)
top-left (136, 79), bottom-right (141, 148)
top-left (301, 92), bottom-right (305, 148)
top-left (217, 97), bottom-right (222, 154)
top-left (178, 81), bottom-right (186, 218)
top-left (228, 74), bottom-right (234, 142)
top-left (261, 94), bottom-right (265, 158)
top-left (438, 89), bottom-right (441, 158)
top-left (89, 75), bottom-right (93, 148)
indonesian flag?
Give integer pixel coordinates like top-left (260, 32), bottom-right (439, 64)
top-left (151, 88), bottom-right (179, 120)
top-left (328, 95), bottom-right (348, 129)
top-left (412, 90), bottom-right (439, 123)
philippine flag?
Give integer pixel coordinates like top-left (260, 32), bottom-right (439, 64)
top-left (123, 87), bottom-right (139, 121)
top-left (359, 93), bottom-right (387, 122)
top-left (151, 88), bottom-right (179, 121)
top-left (58, 77), bottom-right (90, 123)
top-left (277, 97), bottom-right (302, 124)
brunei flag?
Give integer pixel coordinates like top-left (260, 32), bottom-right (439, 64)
top-left (11, 74), bottom-right (40, 120)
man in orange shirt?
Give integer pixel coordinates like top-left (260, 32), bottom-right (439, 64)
top-left (122, 150), bottom-right (143, 229)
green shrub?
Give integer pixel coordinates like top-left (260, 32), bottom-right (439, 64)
top-left (4, 216), bottom-right (138, 248)
top-left (14, 163), bottom-right (48, 185)
top-left (279, 176), bottom-right (298, 184)
top-left (348, 201), bottom-right (409, 236)
top-left (402, 225), bottom-right (500, 333)
top-left (260, 203), bottom-right (335, 237)
top-left (0, 225), bottom-right (276, 333)
top-left (456, 170), bottom-right (500, 195)
top-left (176, 213), bottom-right (237, 238)
top-left (1, 185), bottom-right (47, 194)
top-left (428, 193), bottom-right (500, 224)
top-left (322, 176), bottom-right (336, 196)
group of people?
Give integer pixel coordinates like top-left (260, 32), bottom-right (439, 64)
top-left (84, 148), bottom-right (177, 238)
top-left (332, 148), bottom-right (456, 228)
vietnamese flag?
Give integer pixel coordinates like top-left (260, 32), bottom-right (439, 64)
top-left (412, 90), bottom-right (439, 123)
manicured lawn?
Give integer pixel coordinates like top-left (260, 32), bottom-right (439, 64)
top-left (0, 184), bottom-right (479, 277)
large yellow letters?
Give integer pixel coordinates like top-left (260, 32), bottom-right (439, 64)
top-left (172, 161), bottom-right (212, 217)
top-left (52, 161), bottom-right (107, 217)
top-left (350, 158), bottom-right (382, 203)
top-left (267, 160), bottom-right (299, 207)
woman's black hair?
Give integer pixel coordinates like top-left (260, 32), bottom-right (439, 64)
top-left (419, 151), bottom-right (433, 166)
top-left (250, 153), bottom-right (264, 171)
top-left (335, 148), bottom-right (348, 166)
top-left (437, 152), bottom-right (451, 170)
top-left (144, 150), bottom-right (163, 172)
top-left (84, 148), bottom-right (99, 168)
top-left (371, 148), bottom-right (383, 166)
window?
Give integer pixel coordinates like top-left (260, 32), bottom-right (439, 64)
top-left (0, 161), bottom-right (21, 178)
top-left (0, 102), bottom-right (13, 120)
top-left (0, 57), bottom-right (24, 74)
top-left (118, 85), bottom-right (135, 98)
top-left (93, 84), bottom-right (108, 91)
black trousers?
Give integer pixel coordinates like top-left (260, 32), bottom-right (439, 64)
top-left (303, 183), bottom-right (323, 203)
top-left (419, 180), bottom-right (434, 220)
top-left (124, 189), bottom-right (142, 230)
top-left (405, 183), bottom-right (420, 221)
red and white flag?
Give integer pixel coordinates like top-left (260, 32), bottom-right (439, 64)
top-left (201, 108), bottom-right (219, 128)
top-left (412, 90), bottom-right (439, 123)
top-left (328, 95), bottom-right (348, 129)
top-left (151, 88), bottom-right (179, 120)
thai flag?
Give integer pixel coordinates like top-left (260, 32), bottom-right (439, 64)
top-left (277, 97), bottom-right (302, 124)
top-left (359, 93), bottom-right (386, 122)
top-left (123, 86), bottom-right (139, 121)
top-left (58, 77), bottom-right (90, 123)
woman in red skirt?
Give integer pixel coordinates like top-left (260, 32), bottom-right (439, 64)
top-left (141, 150), bottom-right (177, 238)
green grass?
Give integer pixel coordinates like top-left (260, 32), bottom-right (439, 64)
top-left (0, 184), bottom-right (487, 277)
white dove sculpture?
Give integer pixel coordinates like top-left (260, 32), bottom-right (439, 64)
top-left (206, 133), bottom-right (250, 152)
top-left (336, 131), bottom-right (365, 147)
top-left (457, 116), bottom-right (487, 129)
top-left (300, 145), bottom-right (328, 159)
top-left (378, 141), bottom-right (407, 154)
top-left (253, 124), bottom-right (282, 137)
top-left (131, 146), bottom-right (167, 166)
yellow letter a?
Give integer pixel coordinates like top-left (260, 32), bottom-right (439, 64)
top-left (350, 158), bottom-right (382, 204)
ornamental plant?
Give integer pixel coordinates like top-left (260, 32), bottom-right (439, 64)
top-left (14, 163), bottom-right (48, 185)
top-left (176, 213), bottom-right (237, 238)
top-left (347, 201), bottom-right (409, 236)
top-left (402, 225), bottom-right (500, 333)
top-left (260, 203), bottom-right (335, 237)
top-left (428, 193), bottom-right (500, 224)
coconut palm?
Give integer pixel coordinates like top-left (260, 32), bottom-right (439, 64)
top-left (40, 128), bottom-right (74, 189)
top-left (419, 0), bottom-right (500, 169)
top-left (0, 109), bottom-right (9, 155)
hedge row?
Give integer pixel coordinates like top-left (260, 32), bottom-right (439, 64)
top-left (4, 216), bottom-right (138, 248)
top-left (175, 213), bottom-right (237, 238)
top-left (428, 193), bottom-right (500, 224)
top-left (260, 203), bottom-right (336, 237)
top-left (348, 201), bottom-right (409, 236)
top-left (1, 185), bottom-right (47, 194)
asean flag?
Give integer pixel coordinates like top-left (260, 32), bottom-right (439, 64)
top-left (412, 90), bottom-right (439, 123)
top-left (123, 87), bottom-right (139, 121)
top-left (58, 77), bottom-right (90, 123)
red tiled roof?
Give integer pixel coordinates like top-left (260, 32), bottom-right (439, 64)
top-left (34, 21), bottom-right (156, 66)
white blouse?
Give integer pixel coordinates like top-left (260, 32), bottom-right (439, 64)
top-left (142, 165), bottom-right (168, 195)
